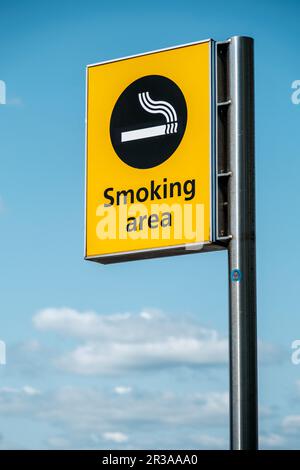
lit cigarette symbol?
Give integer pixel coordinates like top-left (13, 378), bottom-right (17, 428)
top-left (121, 91), bottom-right (178, 143)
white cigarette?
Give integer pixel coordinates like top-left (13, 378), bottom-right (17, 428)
top-left (121, 124), bottom-right (166, 142)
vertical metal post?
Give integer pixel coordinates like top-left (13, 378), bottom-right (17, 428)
top-left (228, 36), bottom-right (258, 450)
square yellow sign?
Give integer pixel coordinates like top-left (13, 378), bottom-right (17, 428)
top-left (85, 40), bottom-right (214, 263)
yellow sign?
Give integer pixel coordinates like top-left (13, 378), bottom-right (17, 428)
top-left (85, 40), bottom-right (214, 263)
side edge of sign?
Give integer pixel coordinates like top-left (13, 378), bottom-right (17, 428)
top-left (85, 241), bottom-right (225, 265)
top-left (210, 39), bottom-right (217, 244)
top-left (84, 64), bottom-right (88, 260)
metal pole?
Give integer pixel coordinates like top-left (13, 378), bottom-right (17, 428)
top-left (228, 36), bottom-right (258, 450)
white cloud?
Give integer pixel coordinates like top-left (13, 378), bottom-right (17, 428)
top-left (140, 311), bottom-right (153, 320)
top-left (33, 307), bottom-right (128, 339)
top-left (102, 432), bottom-right (128, 443)
top-left (33, 308), bottom-right (228, 375)
top-left (114, 386), bottom-right (132, 395)
top-left (57, 337), bottom-right (227, 375)
top-left (22, 385), bottom-right (41, 396)
top-left (33, 307), bottom-right (280, 375)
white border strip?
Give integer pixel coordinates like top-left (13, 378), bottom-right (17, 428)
top-left (87, 38), bottom-right (211, 68)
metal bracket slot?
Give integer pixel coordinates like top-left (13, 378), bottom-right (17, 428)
top-left (216, 41), bottom-right (232, 242)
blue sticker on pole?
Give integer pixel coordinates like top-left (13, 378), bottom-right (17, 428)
top-left (231, 269), bottom-right (242, 282)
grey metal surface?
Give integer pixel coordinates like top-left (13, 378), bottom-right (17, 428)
top-left (228, 36), bottom-right (258, 449)
top-left (215, 40), bottom-right (231, 242)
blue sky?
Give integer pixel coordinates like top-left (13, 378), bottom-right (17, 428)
top-left (0, 0), bottom-right (300, 449)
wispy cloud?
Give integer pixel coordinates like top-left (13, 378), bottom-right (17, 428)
top-left (114, 386), bottom-right (132, 395)
top-left (0, 385), bottom-right (229, 449)
top-left (102, 432), bottom-right (128, 443)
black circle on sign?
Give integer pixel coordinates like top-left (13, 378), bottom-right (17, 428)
top-left (110, 75), bottom-right (187, 169)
